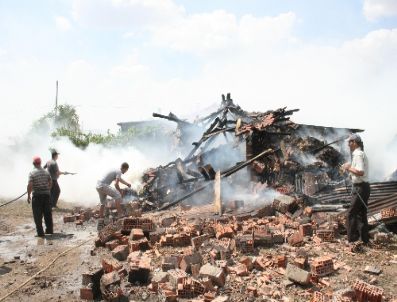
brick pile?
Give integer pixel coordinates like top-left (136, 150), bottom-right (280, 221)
top-left (66, 196), bottom-right (390, 301)
top-left (380, 207), bottom-right (396, 220)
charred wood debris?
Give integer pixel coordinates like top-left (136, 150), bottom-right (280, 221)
top-left (140, 93), bottom-right (356, 210)
top-left (67, 94), bottom-right (397, 302)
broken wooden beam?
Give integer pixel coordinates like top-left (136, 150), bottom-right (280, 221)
top-left (159, 148), bottom-right (277, 211)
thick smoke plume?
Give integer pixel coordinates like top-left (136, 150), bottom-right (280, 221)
top-left (0, 131), bottom-right (177, 206)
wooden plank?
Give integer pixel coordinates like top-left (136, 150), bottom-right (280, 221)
top-left (213, 171), bottom-right (222, 215)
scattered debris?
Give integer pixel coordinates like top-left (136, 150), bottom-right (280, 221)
top-left (58, 95), bottom-right (397, 301)
top-left (364, 265), bottom-right (382, 275)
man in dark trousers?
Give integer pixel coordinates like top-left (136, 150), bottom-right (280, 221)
top-left (342, 133), bottom-right (370, 244)
top-left (45, 149), bottom-right (64, 208)
top-left (27, 156), bottom-right (53, 237)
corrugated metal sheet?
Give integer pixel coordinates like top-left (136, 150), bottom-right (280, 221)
top-left (368, 193), bottom-right (397, 216)
top-left (313, 181), bottom-right (397, 217)
top-left (314, 181), bottom-right (397, 203)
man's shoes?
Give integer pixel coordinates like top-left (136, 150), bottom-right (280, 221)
top-left (362, 241), bottom-right (375, 248)
top-left (349, 242), bottom-right (364, 253)
top-left (35, 234), bottom-right (45, 238)
top-left (45, 230), bottom-right (54, 235)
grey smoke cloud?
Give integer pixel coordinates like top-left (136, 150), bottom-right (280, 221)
top-left (0, 131), bottom-right (177, 206)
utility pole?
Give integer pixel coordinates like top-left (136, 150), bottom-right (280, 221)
top-left (55, 80), bottom-right (58, 117)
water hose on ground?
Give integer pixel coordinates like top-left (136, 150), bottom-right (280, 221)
top-left (0, 192), bottom-right (28, 208)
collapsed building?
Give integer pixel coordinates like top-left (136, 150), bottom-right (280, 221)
top-left (140, 93), bottom-right (361, 212)
top-left (69, 94), bottom-right (397, 302)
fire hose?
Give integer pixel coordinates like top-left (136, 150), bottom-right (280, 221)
top-left (339, 164), bottom-right (385, 227)
top-left (0, 172), bottom-right (76, 209)
top-left (0, 192), bottom-right (28, 208)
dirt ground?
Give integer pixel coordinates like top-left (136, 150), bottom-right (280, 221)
top-left (1, 199), bottom-right (397, 302)
top-left (0, 199), bottom-right (103, 302)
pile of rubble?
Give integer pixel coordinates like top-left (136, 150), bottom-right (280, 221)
top-left (63, 95), bottom-right (397, 301)
top-left (62, 195), bottom-right (396, 302)
top-left (63, 207), bottom-right (97, 225)
top-left (138, 94), bottom-right (361, 211)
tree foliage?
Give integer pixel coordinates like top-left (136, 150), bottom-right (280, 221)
top-left (31, 104), bottom-right (80, 133)
top-left (54, 105), bottom-right (80, 132)
top-left (32, 104), bottom-right (163, 149)
top-left (50, 128), bottom-right (114, 149)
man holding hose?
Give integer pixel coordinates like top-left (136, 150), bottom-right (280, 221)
top-left (341, 133), bottom-right (370, 244)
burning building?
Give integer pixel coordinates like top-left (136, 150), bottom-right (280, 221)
top-left (70, 95), bottom-right (397, 302)
top-left (139, 94), bottom-right (362, 211)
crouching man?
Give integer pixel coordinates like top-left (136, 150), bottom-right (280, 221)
top-left (96, 162), bottom-right (131, 218)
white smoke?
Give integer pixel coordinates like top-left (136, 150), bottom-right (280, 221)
top-left (0, 131), bottom-right (177, 206)
top-left (1, 102), bottom-right (396, 210)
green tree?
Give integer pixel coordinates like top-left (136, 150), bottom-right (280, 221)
top-left (54, 104), bottom-right (80, 132)
top-left (31, 103), bottom-right (167, 149)
top-left (31, 104), bottom-right (81, 133)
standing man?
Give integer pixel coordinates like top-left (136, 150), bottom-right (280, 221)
top-left (342, 133), bottom-right (370, 244)
top-left (96, 162), bottom-right (131, 218)
top-left (45, 149), bottom-right (64, 208)
top-left (27, 156), bottom-right (53, 237)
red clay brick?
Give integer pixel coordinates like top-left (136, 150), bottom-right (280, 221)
top-left (299, 223), bottom-right (313, 237)
top-left (277, 255), bottom-right (287, 268)
top-left (311, 256), bottom-right (334, 277)
top-left (112, 244), bottom-right (129, 261)
top-left (80, 287), bottom-right (94, 300)
top-left (130, 228), bottom-right (145, 240)
top-left (105, 239), bottom-right (120, 250)
top-left (101, 257), bottom-right (123, 273)
top-left (287, 232), bottom-right (304, 246)
top-left (353, 279), bottom-right (383, 302)
top-left (63, 215), bottom-right (75, 223)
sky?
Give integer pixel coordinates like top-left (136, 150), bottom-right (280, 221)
top-left (0, 1), bottom-right (397, 165)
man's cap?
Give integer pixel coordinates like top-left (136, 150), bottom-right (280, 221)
top-left (50, 148), bottom-right (60, 155)
top-left (33, 156), bottom-right (41, 165)
top-left (346, 133), bottom-right (362, 143)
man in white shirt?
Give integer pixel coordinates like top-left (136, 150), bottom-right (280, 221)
top-left (342, 133), bottom-right (370, 244)
top-left (96, 162), bottom-right (131, 218)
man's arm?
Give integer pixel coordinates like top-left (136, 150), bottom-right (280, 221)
top-left (114, 178), bottom-right (122, 194)
top-left (119, 177), bottom-right (131, 188)
top-left (348, 166), bottom-right (364, 176)
top-left (57, 168), bottom-right (66, 177)
top-left (342, 154), bottom-right (365, 177)
top-left (27, 181), bottom-right (33, 203)
top-left (115, 178), bottom-right (131, 194)
top-left (55, 163), bottom-right (64, 177)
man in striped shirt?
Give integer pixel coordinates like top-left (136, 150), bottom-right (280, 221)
top-left (27, 156), bottom-right (53, 237)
